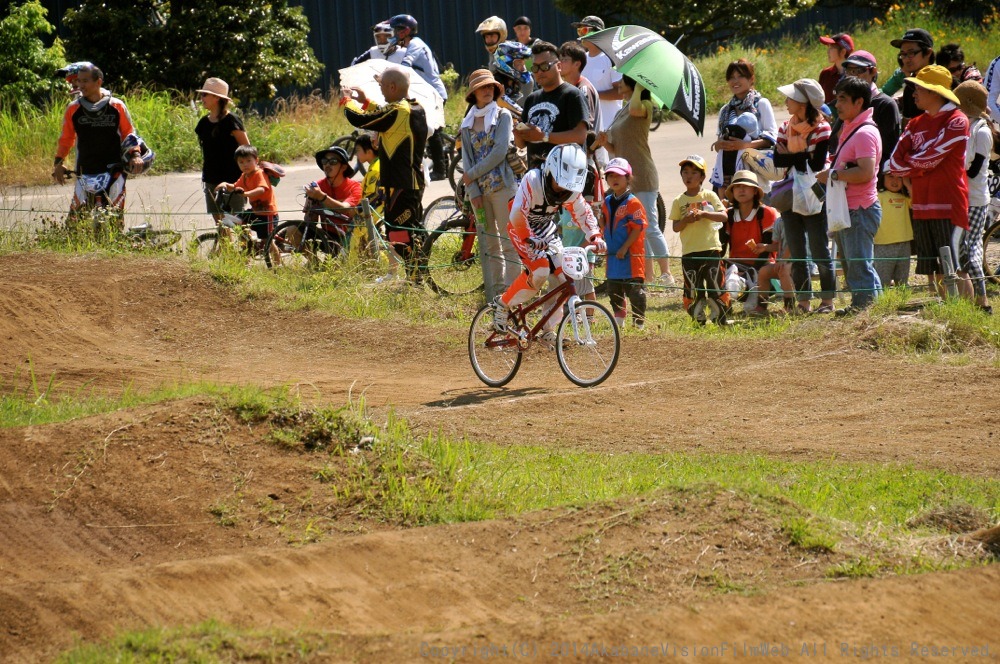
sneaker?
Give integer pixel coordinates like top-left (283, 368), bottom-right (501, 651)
top-left (374, 272), bottom-right (398, 284)
top-left (491, 297), bottom-right (509, 333)
top-left (656, 273), bottom-right (677, 287)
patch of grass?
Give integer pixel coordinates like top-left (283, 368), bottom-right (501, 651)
top-left (827, 555), bottom-right (882, 579)
top-left (782, 516), bottom-right (839, 553)
top-left (0, 371), bottom-right (294, 428)
top-left (55, 619), bottom-right (334, 663)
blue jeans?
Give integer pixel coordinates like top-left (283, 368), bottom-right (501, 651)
top-left (634, 191), bottom-right (669, 260)
top-left (837, 202), bottom-right (882, 309)
top-left (782, 210), bottom-right (836, 302)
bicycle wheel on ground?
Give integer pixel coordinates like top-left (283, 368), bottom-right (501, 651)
top-left (424, 219), bottom-right (483, 295)
top-left (264, 221), bottom-right (343, 270)
top-left (556, 300), bottom-right (620, 387)
top-left (983, 218), bottom-right (1000, 282)
top-left (469, 304), bottom-right (523, 387)
top-left (191, 231), bottom-right (219, 260)
top-left (423, 195), bottom-right (461, 232)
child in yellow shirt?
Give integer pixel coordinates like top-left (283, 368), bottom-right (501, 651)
top-left (874, 170), bottom-right (913, 288)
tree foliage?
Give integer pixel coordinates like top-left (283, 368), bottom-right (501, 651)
top-left (553, 0), bottom-right (817, 50)
top-left (0, 1), bottom-right (65, 105)
top-left (62, 0), bottom-right (322, 102)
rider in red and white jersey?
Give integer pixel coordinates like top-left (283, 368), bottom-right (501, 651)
top-left (493, 143), bottom-right (606, 332)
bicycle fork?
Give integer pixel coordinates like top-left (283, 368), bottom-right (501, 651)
top-left (565, 295), bottom-right (596, 347)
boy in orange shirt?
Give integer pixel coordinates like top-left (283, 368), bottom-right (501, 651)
top-left (216, 145), bottom-right (279, 247)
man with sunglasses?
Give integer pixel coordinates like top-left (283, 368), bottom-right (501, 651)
top-left (881, 28), bottom-right (935, 125)
top-left (829, 50), bottom-right (900, 178)
top-left (937, 43), bottom-right (983, 87)
top-left (514, 41), bottom-right (589, 169)
top-left (574, 15), bottom-right (623, 133)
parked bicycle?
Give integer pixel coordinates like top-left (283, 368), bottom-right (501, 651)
top-left (64, 168), bottom-right (180, 250)
top-left (191, 189), bottom-right (269, 264)
top-left (421, 184), bottom-right (483, 295)
top-left (263, 200), bottom-right (348, 270)
top-left (468, 246), bottom-right (620, 388)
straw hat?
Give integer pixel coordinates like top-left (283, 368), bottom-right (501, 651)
top-left (954, 80), bottom-right (989, 119)
top-left (908, 65), bottom-right (960, 105)
top-left (726, 170), bottom-right (763, 201)
top-left (196, 77), bottom-right (231, 101)
top-left (464, 69), bottom-right (504, 103)
top-left (777, 78), bottom-right (825, 111)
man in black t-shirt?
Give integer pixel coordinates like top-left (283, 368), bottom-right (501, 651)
top-left (513, 41), bottom-right (589, 168)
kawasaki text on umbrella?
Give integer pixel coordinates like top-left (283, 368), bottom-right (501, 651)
top-left (611, 29), bottom-right (658, 60)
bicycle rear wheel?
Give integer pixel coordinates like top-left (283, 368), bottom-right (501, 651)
top-left (556, 300), bottom-right (620, 387)
top-left (140, 229), bottom-right (182, 250)
top-left (424, 219), bottom-right (483, 295)
top-left (469, 304), bottom-right (523, 387)
top-left (191, 231), bottom-right (219, 260)
top-left (264, 220), bottom-right (342, 270)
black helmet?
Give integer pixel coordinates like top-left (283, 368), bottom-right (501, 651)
top-left (314, 145), bottom-right (354, 177)
top-left (389, 14), bottom-right (418, 34)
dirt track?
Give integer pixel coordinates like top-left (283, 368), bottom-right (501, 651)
top-left (1, 253), bottom-right (998, 662)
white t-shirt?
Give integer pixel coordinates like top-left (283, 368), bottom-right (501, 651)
top-left (581, 52), bottom-right (622, 131)
top-left (967, 117), bottom-right (993, 207)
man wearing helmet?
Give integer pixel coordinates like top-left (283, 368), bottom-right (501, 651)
top-left (492, 41), bottom-right (534, 107)
top-left (386, 14), bottom-right (450, 180)
top-left (476, 16), bottom-right (507, 63)
top-left (351, 22), bottom-right (405, 65)
top-left (492, 144), bottom-right (606, 335)
top-left (340, 68), bottom-right (428, 277)
top-left (52, 64), bottom-right (148, 217)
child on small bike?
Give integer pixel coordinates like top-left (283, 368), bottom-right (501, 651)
top-left (669, 155), bottom-right (729, 319)
top-left (215, 144), bottom-right (279, 248)
top-left (602, 158), bottom-right (648, 328)
top-left (492, 144), bottom-right (606, 336)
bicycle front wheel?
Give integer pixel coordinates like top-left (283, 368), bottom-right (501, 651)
top-left (264, 221), bottom-right (342, 270)
top-left (556, 300), bottom-right (620, 387)
top-left (469, 304), bottom-right (523, 387)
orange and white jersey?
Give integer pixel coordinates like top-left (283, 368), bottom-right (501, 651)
top-left (508, 168), bottom-right (600, 247)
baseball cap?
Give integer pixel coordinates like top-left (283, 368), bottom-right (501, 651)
top-left (843, 49), bottom-right (877, 69)
top-left (819, 33), bottom-right (854, 52)
top-left (891, 28), bottom-right (933, 49)
top-left (572, 16), bottom-right (605, 30)
top-left (679, 155), bottom-right (707, 173)
top-left (605, 157), bottom-right (632, 177)
top-left (513, 16), bottom-right (531, 27)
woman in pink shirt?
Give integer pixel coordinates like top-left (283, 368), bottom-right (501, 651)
top-left (817, 76), bottom-right (882, 314)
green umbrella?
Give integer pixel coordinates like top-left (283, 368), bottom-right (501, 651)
top-left (582, 25), bottom-right (707, 136)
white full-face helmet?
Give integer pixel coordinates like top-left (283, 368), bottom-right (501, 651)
top-left (373, 22), bottom-right (393, 53)
top-left (544, 144), bottom-right (588, 196)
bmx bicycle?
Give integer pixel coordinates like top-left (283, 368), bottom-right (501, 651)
top-left (468, 246), bottom-right (620, 388)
